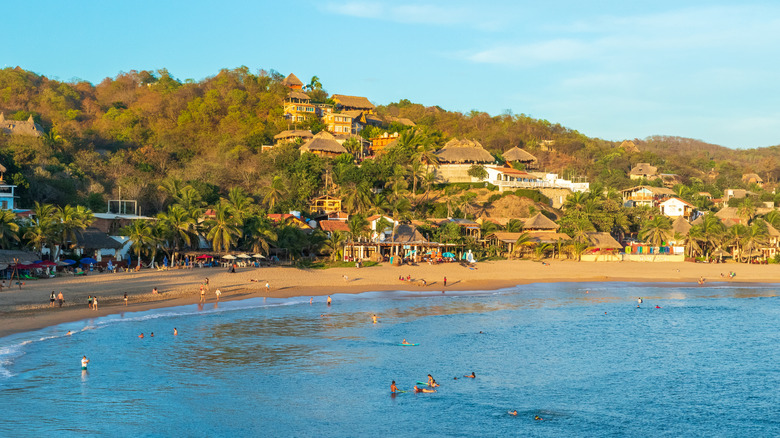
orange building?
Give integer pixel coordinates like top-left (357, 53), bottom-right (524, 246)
top-left (282, 73), bottom-right (303, 90)
top-left (370, 132), bottom-right (399, 154)
top-left (284, 90), bottom-right (316, 123)
top-left (324, 112), bottom-right (353, 134)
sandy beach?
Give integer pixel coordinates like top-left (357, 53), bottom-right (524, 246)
top-left (1, 260), bottom-right (778, 338)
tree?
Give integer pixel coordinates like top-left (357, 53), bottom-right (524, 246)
top-left (323, 230), bottom-right (347, 261)
top-left (467, 164), bottom-right (487, 181)
top-left (53, 205), bottom-right (93, 260)
top-left (0, 210), bottom-right (20, 249)
top-left (157, 204), bottom-right (198, 264)
top-left (511, 232), bottom-right (534, 258)
top-left (740, 220), bottom-right (769, 262)
top-left (347, 214), bottom-right (369, 241)
top-left (23, 202), bottom-right (56, 256)
top-left (639, 216), bottom-right (673, 248)
top-left (242, 215), bottom-right (277, 255)
top-left (262, 176), bottom-right (286, 212)
top-left (122, 220), bottom-right (155, 268)
top-left (342, 181), bottom-right (373, 214)
top-left (205, 203), bottom-right (242, 253)
top-left (505, 219), bottom-right (523, 232)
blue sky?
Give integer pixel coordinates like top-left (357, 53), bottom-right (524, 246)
top-left (5, 1), bottom-right (780, 149)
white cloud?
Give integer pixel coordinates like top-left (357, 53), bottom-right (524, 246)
top-left (321, 1), bottom-right (508, 29)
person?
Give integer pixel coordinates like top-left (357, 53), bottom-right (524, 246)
top-left (57, 291), bottom-right (64, 308)
top-left (173, 328), bottom-right (178, 336)
top-left (427, 374), bottom-right (435, 386)
top-left (50, 291), bottom-right (56, 307)
top-left (152, 287), bottom-right (158, 295)
top-left (372, 314), bottom-right (377, 324)
top-left (443, 276), bottom-right (447, 286)
top-left (655, 305), bottom-right (661, 309)
top-left (231, 264), bottom-right (236, 273)
top-left (402, 339), bottom-right (411, 345)
top-left (414, 385), bottom-right (436, 393)
top-left (200, 285), bottom-right (205, 303)
top-left (391, 380), bottom-right (398, 393)
top-left (465, 372), bottom-right (475, 378)
top-left (66, 330), bottom-right (72, 336)
top-left (124, 292), bottom-right (128, 306)
top-left (215, 289), bottom-right (222, 300)
top-left (327, 295), bottom-right (332, 306)
top-left (150, 332), bottom-right (154, 337)
top-left (638, 297), bottom-right (643, 304)
top-left (508, 410), bottom-right (517, 416)
top-left (204, 277), bottom-right (210, 291)
top-left (265, 282), bottom-right (270, 293)
top-left (88, 295), bottom-right (93, 310)
top-left (343, 274), bottom-right (348, 282)
top-left (92, 296), bottom-right (98, 311)
top-left (534, 415), bottom-right (543, 421)
top-left (309, 297), bottom-right (313, 305)
top-left (81, 355), bottom-right (89, 370)
top-left (139, 333), bottom-right (144, 338)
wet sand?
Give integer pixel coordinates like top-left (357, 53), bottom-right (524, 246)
top-left (1, 260), bottom-right (777, 338)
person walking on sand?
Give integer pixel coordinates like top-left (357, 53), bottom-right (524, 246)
top-left (92, 296), bottom-right (98, 311)
top-left (81, 355), bottom-right (89, 370)
top-left (443, 276), bottom-right (447, 287)
top-left (200, 285), bottom-right (205, 303)
top-left (124, 292), bottom-right (128, 306)
top-left (57, 291), bottom-right (64, 308)
top-left (50, 291), bottom-right (56, 307)
top-left (204, 277), bottom-right (210, 291)
top-left (215, 289), bottom-right (221, 301)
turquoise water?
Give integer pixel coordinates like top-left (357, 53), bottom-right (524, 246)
top-left (1, 282), bottom-right (779, 437)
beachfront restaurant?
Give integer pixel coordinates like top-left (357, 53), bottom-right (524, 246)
top-left (342, 224), bottom-right (459, 264)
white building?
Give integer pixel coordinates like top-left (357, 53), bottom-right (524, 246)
top-left (484, 167), bottom-right (589, 193)
top-left (659, 197), bottom-right (695, 219)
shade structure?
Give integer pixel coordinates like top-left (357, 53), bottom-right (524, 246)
top-left (61, 259), bottom-right (77, 265)
top-left (443, 252), bottom-right (455, 258)
top-left (237, 254), bottom-right (251, 259)
top-left (251, 253), bottom-right (266, 259)
top-left (38, 260), bottom-right (57, 267)
top-left (221, 255), bottom-right (237, 260)
top-left (195, 254), bottom-right (213, 260)
top-left (79, 257), bottom-right (98, 264)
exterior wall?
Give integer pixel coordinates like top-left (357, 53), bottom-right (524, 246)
top-left (621, 253), bottom-right (686, 262)
top-left (283, 101), bottom-right (316, 122)
top-left (325, 114), bottom-right (353, 134)
top-left (433, 164), bottom-right (477, 183)
top-left (538, 188), bottom-right (572, 208)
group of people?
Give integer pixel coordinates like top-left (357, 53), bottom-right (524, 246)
top-left (87, 295), bottom-right (99, 310)
top-left (397, 275), bottom-right (447, 286)
top-left (392, 372), bottom-right (476, 395)
top-left (49, 291), bottom-right (65, 308)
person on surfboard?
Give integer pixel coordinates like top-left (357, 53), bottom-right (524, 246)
top-left (464, 372), bottom-right (475, 378)
top-left (414, 385), bottom-right (436, 393)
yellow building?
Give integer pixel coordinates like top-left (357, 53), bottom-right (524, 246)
top-left (324, 112), bottom-right (353, 134)
top-left (370, 132), bottom-right (399, 154)
top-left (284, 90), bottom-right (316, 123)
top-left (310, 195), bottom-right (342, 214)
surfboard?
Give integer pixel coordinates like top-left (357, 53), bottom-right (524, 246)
top-left (398, 343), bottom-right (419, 346)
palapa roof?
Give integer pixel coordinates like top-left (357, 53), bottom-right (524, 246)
top-left (0, 249), bottom-right (39, 265)
top-left (299, 131), bottom-right (347, 155)
top-left (331, 94), bottom-right (375, 110)
top-left (527, 231), bottom-right (570, 243)
top-left (690, 216), bottom-right (704, 225)
top-left (522, 213), bottom-right (559, 231)
top-left (742, 173), bottom-right (763, 183)
top-left (671, 216), bottom-right (692, 236)
top-left (282, 73), bottom-right (303, 87)
top-left (287, 90), bottom-right (311, 100)
top-left (388, 116), bottom-right (416, 127)
top-left (387, 224), bottom-right (427, 243)
top-left (435, 138), bottom-right (494, 164)
top-left (486, 232), bottom-right (526, 243)
top-left (621, 185), bottom-right (675, 196)
top-left (76, 227), bottom-right (123, 250)
top-left (629, 163), bottom-right (658, 176)
top-left (274, 130), bottom-right (313, 140)
top-left (503, 146), bottom-right (537, 163)
top-left (586, 232), bottom-right (623, 250)
top-left (620, 140), bottom-right (640, 153)
top-left (715, 207), bottom-right (740, 220)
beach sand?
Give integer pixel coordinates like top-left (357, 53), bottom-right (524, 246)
top-left (1, 260), bottom-right (777, 338)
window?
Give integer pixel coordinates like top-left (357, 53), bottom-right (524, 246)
top-left (297, 116), bottom-right (303, 121)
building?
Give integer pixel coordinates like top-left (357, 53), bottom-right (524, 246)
top-left (629, 163), bottom-right (658, 180)
top-left (282, 73), bottom-right (303, 90)
top-left (370, 132), bottom-right (399, 154)
top-left (620, 140), bottom-right (640, 153)
top-left (434, 138), bottom-right (495, 183)
top-left (0, 166), bottom-right (17, 210)
top-left (273, 130), bottom-right (313, 145)
top-left (283, 90), bottom-right (316, 123)
top-left (522, 213), bottom-right (559, 232)
top-left (484, 167), bottom-right (545, 190)
top-left (323, 112), bottom-right (353, 135)
top-left (310, 195), bottom-right (342, 214)
top-left (502, 146), bottom-right (538, 169)
top-left (299, 131), bottom-right (348, 158)
top-left (267, 213), bottom-right (313, 231)
top-left (0, 113), bottom-right (44, 137)
top-left (331, 94), bottom-right (375, 113)
top-left (742, 173), bottom-right (764, 187)
top-left (659, 197), bottom-right (695, 219)
top-left (621, 186), bottom-right (675, 208)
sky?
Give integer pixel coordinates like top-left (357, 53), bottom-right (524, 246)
top-left (5, 0), bottom-right (780, 149)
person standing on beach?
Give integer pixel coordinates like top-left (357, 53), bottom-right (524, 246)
top-left (265, 282), bottom-right (270, 293)
top-left (92, 296), bottom-right (98, 311)
top-left (58, 291), bottom-right (64, 308)
top-left (215, 289), bottom-right (221, 301)
top-left (88, 295), bottom-right (93, 310)
top-left (204, 277), bottom-right (210, 291)
top-left (124, 292), bottom-right (128, 306)
top-left (50, 291), bottom-right (56, 307)
top-left (81, 355), bottom-right (89, 370)
top-left (443, 276), bottom-right (447, 286)
top-left (200, 285), bottom-right (205, 303)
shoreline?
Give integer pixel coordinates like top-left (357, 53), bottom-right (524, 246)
top-left (2, 260), bottom-right (778, 339)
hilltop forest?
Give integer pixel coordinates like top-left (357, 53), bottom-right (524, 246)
top-left (1, 65), bottom-right (780, 216)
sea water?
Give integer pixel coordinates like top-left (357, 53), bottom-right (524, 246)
top-left (0, 282), bottom-right (778, 437)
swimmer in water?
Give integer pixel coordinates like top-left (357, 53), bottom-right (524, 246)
top-left (534, 415), bottom-right (543, 421)
top-left (372, 314), bottom-right (377, 324)
top-left (656, 305), bottom-right (661, 309)
top-left (150, 332), bottom-right (154, 337)
top-left (391, 380), bottom-right (398, 393)
top-left (414, 385), bottom-right (436, 393)
top-left (427, 374), bottom-right (435, 386)
top-left (66, 330), bottom-right (72, 336)
top-left (173, 328), bottom-right (178, 336)
top-left (81, 355), bottom-right (89, 370)
top-left (138, 333), bottom-right (144, 338)
top-left (508, 410), bottom-right (517, 416)
top-left (327, 296), bottom-right (332, 306)
top-left (465, 372), bottom-right (475, 378)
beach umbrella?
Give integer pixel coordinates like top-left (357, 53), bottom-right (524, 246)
top-left (251, 253), bottom-right (266, 258)
top-left (237, 254), bottom-right (251, 259)
top-left (443, 252), bottom-right (455, 258)
top-left (61, 259), bottom-right (77, 266)
top-left (221, 255), bottom-right (237, 260)
top-left (196, 254), bottom-right (212, 260)
top-left (80, 257), bottom-right (98, 264)
top-left (38, 260), bottom-right (57, 267)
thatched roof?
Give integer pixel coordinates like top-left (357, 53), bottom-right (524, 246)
top-left (528, 231), bottom-right (570, 243)
top-left (767, 223), bottom-right (780, 237)
top-left (522, 213), bottom-right (559, 231)
top-left (282, 73), bottom-right (303, 87)
top-left (332, 94), bottom-right (375, 110)
top-left (76, 227), bottom-right (124, 250)
top-left (742, 173), bottom-right (763, 184)
top-left (287, 90), bottom-right (310, 100)
top-left (388, 224), bottom-right (428, 243)
top-left (486, 232), bottom-right (525, 243)
top-left (0, 249), bottom-right (39, 264)
top-left (620, 140), bottom-right (640, 153)
top-left (388, 116), bottom-right (415, 126)
top-left (300, 131), bottom-right (347, 155)
top-left (274, 130), bottom-right (313, 141)
top-left (629, 163), bottom-right (658, 176)
top-left (586, 232), bottom-right (623, 249)
top-left (503, 146), bottom-right (537, 163)
top-left (0, 163), bottom-right (6, 173)
top-left (715, 207), bottom-right (740, 220)
top-left (671, 216), bottom-right (691, 236)
top-left (435, 138), bottom-right (494, 164)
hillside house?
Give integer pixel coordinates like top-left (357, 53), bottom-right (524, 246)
top-left (629, 163), bottom-right (658, 180)
top-left (0, 113), bottom-right (44, 137)
top-left (282, 73), bottom-right (304, 90)
top-left (283, 90), bottom-right (316, 123)
top-left (742, 173), bottom-right (764, 187)
top-left (310, 195), bottom-right (342, 214)
top-left (620, 140), bottom-right (640, 153)
top-left (621, 186), bottom-right (675, 208)
top-left (299, 131), bottom-right (347, 158)
top-left (434, 139), bottom-right (495, 183)
top-left (502, 146), bottom-right (538, 169)
top-left (323, 113), bottom-right (353, 135)
top-left (273, 130), bottom-right (313, 145)
top-left (331, 95), bottom-right (375, 114)
top-left (659, 197), bottom-right (695, 219)
top-left (370, 132), bottom-right (399, 154)
top-left (0, 170), bottom-right (17, 210)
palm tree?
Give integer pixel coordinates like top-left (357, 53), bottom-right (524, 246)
top-left (505, 219), bottom-right (524, 233)
top-left (242, 215), bottom-right (277, 255)
top-left (737, 198), bottom-right (756, 224)
top-left (563, 191), bottom-right (589, 211)
top-left (511, 232), bottom-right (535, 258)
top-left (227, 187), bottom-right (255, 223)
top-left (0, 210), bottom-right (20, 249)
top-left (157, 177), bottom-right (184, 206)
top-left (342, 181), bottom-right (373, 214)
top-left (534, 243), bottom-right (553, 261)
top-left (385, 166), bottom-right (409, 199)
top-left (726, 224), bottom-right (749, 262)
top-left (639, 216), bottom-right (673, 248)
top-left (421, 171), bottom-right (437, 203)
top-left (205, 203), bottom-right (243, 253)
top-left (700, 214), bottom-right (726, 257)
top-left (263, 176), bottom-right (286, 212)
top-left (323, 230), bottom-right (347, 261)
top-left (24, 202), bottom-right (56, 257)
top-left (122, 220), bottom-right (156, 268)
top-left (342, 137), bottom-right (362, 159)
top-left (157, 204), bottom-right (198, 264)
top-left (177, 185), bottom-right (204, 216)
top-left (53, 205), bottom-right (92, 260)
top-left (685, 226), bottom-right (704, 258)
top-left (408, 160), bottom-right (426, 195)
top-left (741, 220), bottom-right (769, 262)
top-left (374, 217), bottom-right (394, 238)
top-left (347, 214), bottom-right (369, 242)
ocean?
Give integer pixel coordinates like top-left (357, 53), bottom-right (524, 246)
top-left (1, 282), bottom-right (778, 437)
